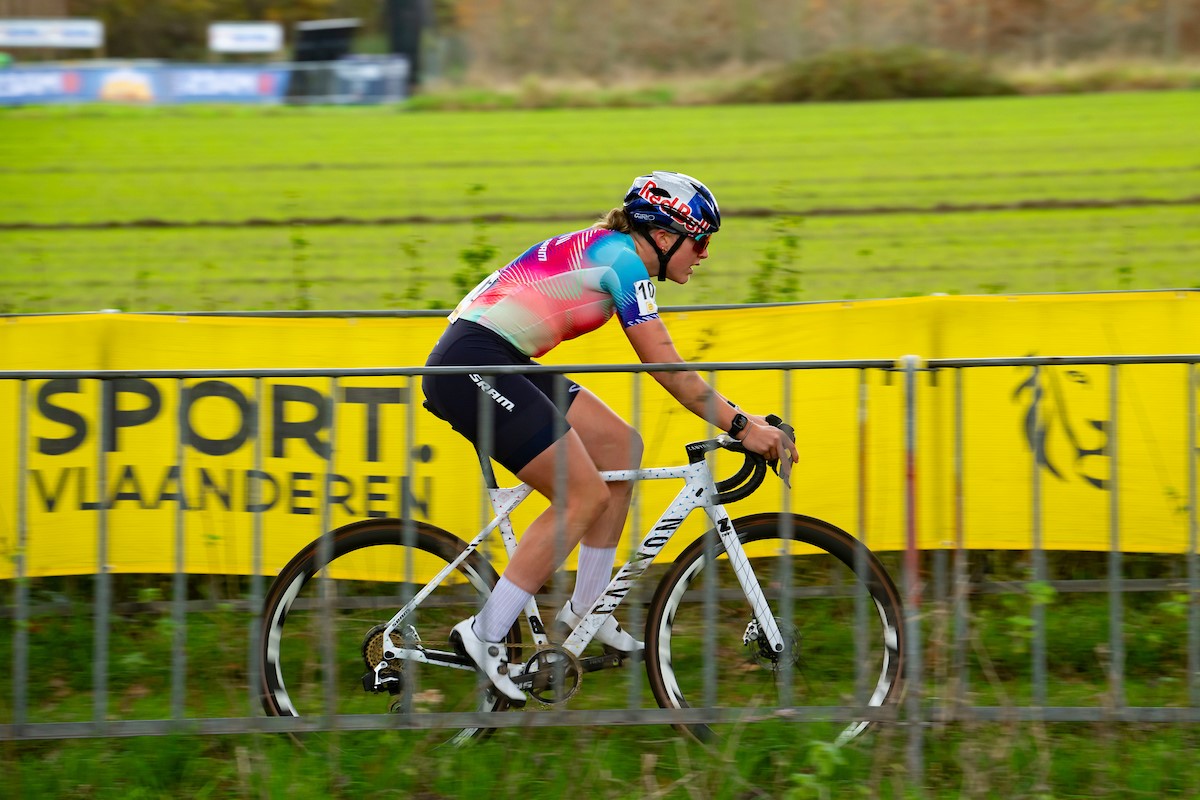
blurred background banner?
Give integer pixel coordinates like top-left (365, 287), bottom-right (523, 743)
top-left (1, 291), bottom-right (1197, 580)
top-left (207, 21), bottom-right (284, 55)
top-left (0, 59), bottom-right (418, 105)
top-left (0, 16), bottom-right (101, 48)
top-left (0, 62), bottom-right (291, 104)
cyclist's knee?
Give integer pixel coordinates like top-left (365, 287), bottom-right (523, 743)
top-left (627, 426), bottom-right (645, 467)
top-left (576, 473), bottom-right (612, 525)
top-left (592, 422), bottom-right (643, 470)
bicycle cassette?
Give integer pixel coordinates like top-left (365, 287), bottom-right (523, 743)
top-left (361, 623), bottom-right (413, 694)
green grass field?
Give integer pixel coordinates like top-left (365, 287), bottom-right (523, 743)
top-left (2, 91), bottom-right (1197, 313)
top-left (4, 569), bottom-right (1200, 798)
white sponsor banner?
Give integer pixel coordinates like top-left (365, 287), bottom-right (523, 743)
top-left (0, 18), bottom-right (103, 48)
top-left (208, 22), bottom-right (283, 53)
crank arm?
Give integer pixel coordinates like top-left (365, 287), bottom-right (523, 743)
top-left (514, 652), bottom-right (623, 688)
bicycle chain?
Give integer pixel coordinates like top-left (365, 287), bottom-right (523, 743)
top-left (362, 625), bottom-right (593, 706)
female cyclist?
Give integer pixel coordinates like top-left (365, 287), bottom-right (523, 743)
top-left (422, 171), bottom-right (799, 705)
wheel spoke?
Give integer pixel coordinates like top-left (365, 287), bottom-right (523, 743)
top-left (257, 520), bottom-right (519, 744)
top-left (644, 513), bottom-right (904, 744)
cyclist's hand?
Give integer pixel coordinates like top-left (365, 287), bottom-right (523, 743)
top-left (737, 420), bottom-right (798, 487)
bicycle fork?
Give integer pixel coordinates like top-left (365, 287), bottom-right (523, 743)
top-left (703, 504), bottom-right (788, 658)
top-left (562, 460), bottom-right (787, 661)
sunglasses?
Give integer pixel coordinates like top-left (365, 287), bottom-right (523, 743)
top-left (689, 231), bottom-right (713, 255)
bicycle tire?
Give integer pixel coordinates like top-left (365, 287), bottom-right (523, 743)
top-left (644, 513), bottom-right (904, 744)
top-left (258, 518), bottom-right (521, 745)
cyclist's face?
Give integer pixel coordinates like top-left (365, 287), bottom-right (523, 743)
top-left (664, 232), bottom-right (710, 284)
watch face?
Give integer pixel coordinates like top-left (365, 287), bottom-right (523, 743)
top-left (729, 413), bottom-right (748, 435)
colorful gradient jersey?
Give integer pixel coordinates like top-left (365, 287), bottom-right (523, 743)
top-left (448, 228), bottom-right (659, 357)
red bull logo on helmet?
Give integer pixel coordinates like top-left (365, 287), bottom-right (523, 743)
top-left (638, 178), bottom-right (711, 234)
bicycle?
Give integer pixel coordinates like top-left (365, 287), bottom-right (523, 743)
top-left (258, 416), bottom-right (905, 746)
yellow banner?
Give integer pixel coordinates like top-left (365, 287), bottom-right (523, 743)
top-left (0, 292), bottom-right (1197, 579)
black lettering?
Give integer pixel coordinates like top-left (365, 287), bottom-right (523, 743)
top-left (273, 384), bottom-right (330, 459)
top-left (37, 379), bottom-right (87, 456)
top-left (290, 471), bottom-right (315, 515)
top-left (365, 475), bottom-right (390, 518)
top-left (30, 468), bottom-right (72, 512)
top-left (401, 476), bottom-right (430, 518)
top-left (110, 465), bottom-right (149, 508)
top-left (603, 585), bottom-right (630, 599)
top-left (245, 470), bottom-right (278, 512)
top-left (154, 465), bottom-right (190, 509)
top-left (343, 387), bottom-right (406, 462)
top-left (198, 468), bottom-right (233, 511)
top-left (644, 534), bottom-right (671, 550)
top-left (184, 381), bottom-right (252, 456)
top-left (78, 466), bottom-right (101, 510)
top-left (104, 379), bottom-right (161, 453)
top-left (327, 473), bottom-right (354, 515)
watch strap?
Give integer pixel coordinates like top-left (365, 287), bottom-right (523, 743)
top-left (727, 412), bottom-right (748, 439)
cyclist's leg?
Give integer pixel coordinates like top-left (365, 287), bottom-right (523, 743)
top-left (563, 388), bottom-right (644, 550)
top-left (552, 389), bottom-right (644, 651)
top-left (505, 430), bottom-right (611, 592)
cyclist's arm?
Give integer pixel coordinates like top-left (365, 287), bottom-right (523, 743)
top-left (623, 319), bottom-right (738, 425)
top-left (623, 319), bottom-right (798, 464)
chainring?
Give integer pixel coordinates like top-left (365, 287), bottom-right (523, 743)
top-left (522, 645), bottom-right (583, 705)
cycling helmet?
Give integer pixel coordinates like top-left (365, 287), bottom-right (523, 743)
top-left (623, 171), bottom-right (721, 281)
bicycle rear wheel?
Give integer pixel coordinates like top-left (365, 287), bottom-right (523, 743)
top-left (258, 518), bottom-right (520, 745)
top-left (644, 513), bottom-right (904, 744)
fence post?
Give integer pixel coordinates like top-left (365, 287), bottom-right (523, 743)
top-left (952, 368), bottom-right (969, 709)
top-left (856, 368), bottom-right (871, 704)
top-left (93, 381), bottom-right (111, 731)
top-left (1031, 366), bottom-right (1047, 708)
top-left (1108, 364), bottom-right (1125, 710)
top-left (13, 380), bottom-right (29, 735)
top-left (902, 355), bottom-right (924, 785)
top-left (1189, 363), bottom-right (1199, 707)
top-left (248, 377), bottom-right (265, 725)
top-left (171, 378), bottom-right (188, 724)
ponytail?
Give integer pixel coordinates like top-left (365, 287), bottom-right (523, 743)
top-left (594, 207), bottom-right (634, 233)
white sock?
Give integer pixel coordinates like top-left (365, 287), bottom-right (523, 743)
top-left (474, 576), bottom-right (531, 643)
top-left (570, 544), bottom-right (617, 616)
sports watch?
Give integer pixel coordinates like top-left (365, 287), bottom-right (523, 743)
top-left (726, 413), bottom-right (748, 439)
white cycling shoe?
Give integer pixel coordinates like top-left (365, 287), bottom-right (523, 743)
top-left (450, 617), bottom-right (527, 707)
top-left (556, 602), bottom-right (644, 655)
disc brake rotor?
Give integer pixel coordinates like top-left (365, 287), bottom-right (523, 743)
top-left (743, 617), bottom-right (801, 668)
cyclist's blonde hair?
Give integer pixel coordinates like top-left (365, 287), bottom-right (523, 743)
top-left (594, 207), bottom-right (634, 233)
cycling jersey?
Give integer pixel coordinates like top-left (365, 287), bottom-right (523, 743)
top-left (449, 228), bottom-right (659, 358)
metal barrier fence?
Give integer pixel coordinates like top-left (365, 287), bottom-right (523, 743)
top-left (2, 354), bottom-right (1198, 784)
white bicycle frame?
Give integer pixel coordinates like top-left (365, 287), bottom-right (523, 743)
top-left (378, 437), bottom-right (786, 675)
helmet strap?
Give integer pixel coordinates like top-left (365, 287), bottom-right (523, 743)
top-left (639, 227), bottom-right (687, 282)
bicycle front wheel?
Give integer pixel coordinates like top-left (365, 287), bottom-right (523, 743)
top-left (258, 518), bottom-right (521, 745)
top-left (644, 513), bottom-right (904, 745)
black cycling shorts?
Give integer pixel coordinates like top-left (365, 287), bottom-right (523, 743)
top-left (422, 320), bottom-right (580, 474)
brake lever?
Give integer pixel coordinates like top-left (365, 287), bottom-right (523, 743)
top-left (764, 414), bottom-right (796, 488)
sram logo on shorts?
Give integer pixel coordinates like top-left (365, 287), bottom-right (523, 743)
top-left (469, 374), bottom-right (515, 412)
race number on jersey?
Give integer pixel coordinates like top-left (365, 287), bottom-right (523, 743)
top-left (633, 279), bottom-right (658, 316)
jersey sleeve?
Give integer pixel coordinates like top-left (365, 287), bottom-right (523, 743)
top-left (597, 240), bottom-right (660, 328)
